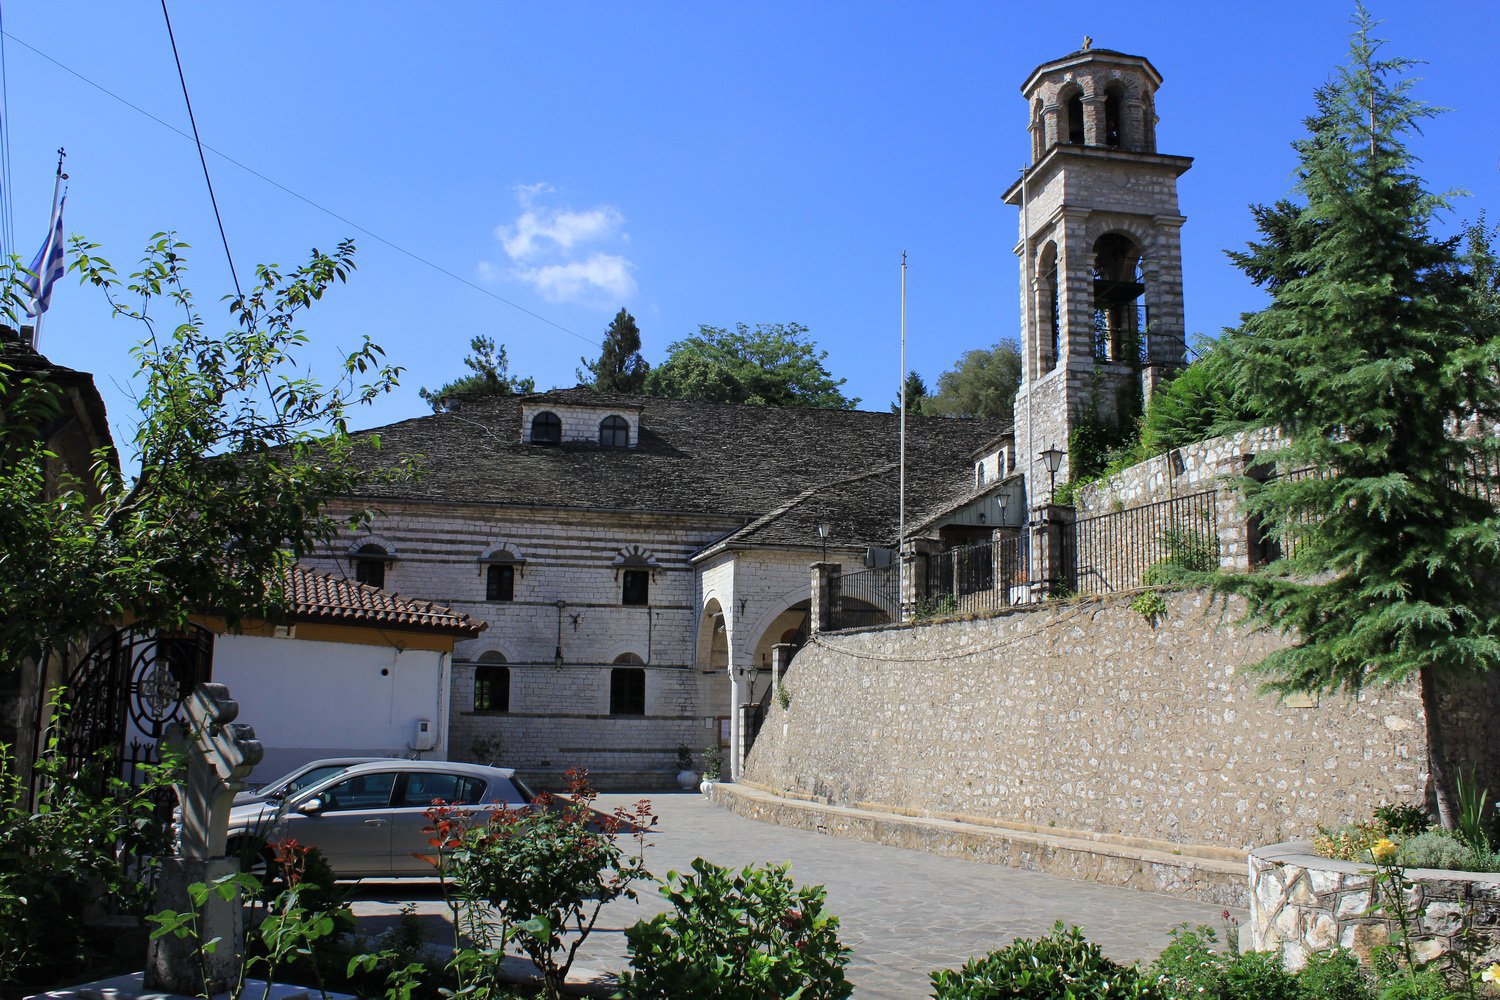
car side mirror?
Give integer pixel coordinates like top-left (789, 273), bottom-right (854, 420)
top-left (296, 797), bottom-right (324, 815)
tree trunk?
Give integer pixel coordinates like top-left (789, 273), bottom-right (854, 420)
top-left (1420, 665), bottom-right (1456, 829)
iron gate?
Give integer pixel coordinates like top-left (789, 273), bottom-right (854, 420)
top-left (60, 623), bottom-right (214, 789)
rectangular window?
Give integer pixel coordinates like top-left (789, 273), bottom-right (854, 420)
top-left (622, 569), bottom-right (649, 606)
top-left (486, 564), bottom-right (514, 602)
top-left (354, 558), bottom-right (385, 590)
top-left (609, 667), bottom-right (646, 715)
top-left (475, 665), bottom-right (510, 712)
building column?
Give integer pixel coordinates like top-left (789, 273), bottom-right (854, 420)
top-left (808, 561), bottom-right (840, 633)
top-left (1082, 94), bottom-right (1106, 146)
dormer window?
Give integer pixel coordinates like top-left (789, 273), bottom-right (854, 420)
top-left (531, 411), bottom-right (561, 445)
top-left (599, 415), bottom-right (629, 448)
top-left (353, 544), bottom-right (388, 589)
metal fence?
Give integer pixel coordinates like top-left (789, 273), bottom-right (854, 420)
top-left (919, 532), bottom-right (1030, 617)
top-left (828, 564), bottom-right (899, 631)
top-left (1073, 488), bottom-right (1219, 595)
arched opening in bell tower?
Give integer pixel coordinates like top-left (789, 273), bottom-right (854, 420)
top-left (1091, 233), bottom-right (1145, 364)
top-left (1103, 82), bottom-right (1125, 149)
top-left (1063, 88), bottom-right (1085, 145)
top-left (1037, 242), bottom-right (1060, 372)
top-left (1031, 99), bottom-right (1045, 159)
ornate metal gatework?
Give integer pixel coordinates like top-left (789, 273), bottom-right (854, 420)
top-left (60, 623), bottom-right (214, 787)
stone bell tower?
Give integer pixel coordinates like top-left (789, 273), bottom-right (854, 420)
top-left (1002, 45), bottom-right (1192, 495)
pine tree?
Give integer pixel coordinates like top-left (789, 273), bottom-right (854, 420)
top-left (1214, 10), bottom-right (1500, 827)
top-left (579, 308), bottom-right (649, 394)
top-left (892, 371), bottom-right (929, 415)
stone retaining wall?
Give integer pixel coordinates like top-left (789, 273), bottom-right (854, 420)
top-left (1249, 842), bottom-right (1500, 970)
top-left (743, 590), bottom-right (1500, 854)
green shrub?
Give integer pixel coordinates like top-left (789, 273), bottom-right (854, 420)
top-left (1148, 924), bottom-right (1224, 996)
top-left (1395, 829), bottom-right (1499, 872)
top-left (1294, 950), bottom-right (1374, 1000)
top-left (1218, 949), bottom-right (1300, 1000)
top-left (620, 859), bottom-right (852, 1000)
top-left (1372, 803), bottom-right (1433, 838)
top-left (931, 922), bottom-right (1162, 999)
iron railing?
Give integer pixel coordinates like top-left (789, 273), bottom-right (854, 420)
top-left (919, 532), bottom-right (1030, 617)
top-left (827, 564), bottom-right (899, 631)
top-left (1073, 489), bottom-right (1219, 595)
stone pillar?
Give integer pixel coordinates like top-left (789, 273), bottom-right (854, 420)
top-left (147, 857), bottom-right (244, 994)
top-left (1082, 95), bottom-right (1106, 146)
top-left (1029, 503), bottom-right (1076, 599)
top-left (808, 562), bottom-right (840, 633)
top-left (1215, 453), bottom-right (1252, 573)
top-left (770, 643), bottom-right (795, 695)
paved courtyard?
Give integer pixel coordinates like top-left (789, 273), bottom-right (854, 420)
top-left (348, 790), bottom-right (1241, 998)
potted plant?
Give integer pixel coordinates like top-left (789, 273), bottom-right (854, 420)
top-left (700, 744), bottom-right (724, 794)
top-left (675, 744), bottom-right (698, 790)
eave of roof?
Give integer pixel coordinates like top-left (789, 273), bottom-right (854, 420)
top-left (282, 564), bottom-right (486, 637)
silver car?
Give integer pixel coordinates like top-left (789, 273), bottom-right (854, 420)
top-left (225, 760), bottom-right (536, 878)
top-left (232, 756), bottom-right (384, 806)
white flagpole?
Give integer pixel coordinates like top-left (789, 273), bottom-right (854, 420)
top-left (899, 251), bottom-right (907, 619)
top-left (30, 148), bottom-right (65, 351)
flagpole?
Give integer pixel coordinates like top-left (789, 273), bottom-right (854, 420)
top-left (31, 148), bottom-right (65, 351)
top-left (899, 251), bottom-right (907, 619)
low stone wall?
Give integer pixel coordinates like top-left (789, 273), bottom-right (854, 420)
top-left (711, 781), bottom-right (1249, 906)
top-left (1249, 842), bottom-right (1500, 970)
top-left (744, 590), bottom-right (1500, 855)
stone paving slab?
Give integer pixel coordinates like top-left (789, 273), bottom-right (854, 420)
top-left (347, 790), bottom-right (1244, 999)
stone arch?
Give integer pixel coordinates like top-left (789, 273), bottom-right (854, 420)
top-left (605, 644), bottom-right (647, 666)
top-left (1036, 240), bottom-right (1061, 373)
top-left (346, 534), bottom-right (399, 559)
top-left (1091, 231), bottom-right (1147, 364)
top-left (696, 596), bottom-right (729, 671)
top-left (1057, 82), bottom-right (1085, 145)
top-left (612, 544), bottom-right (661, 578)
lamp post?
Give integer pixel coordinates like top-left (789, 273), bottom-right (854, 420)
top-left (1040, 445), bottom-right (1065, 505)
top-left (998, 490), bottom-right (1010, 525)
top-left (817, 521), bottom-right (830, 563)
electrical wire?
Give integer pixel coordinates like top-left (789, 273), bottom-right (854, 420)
top-left (0, 2), bottom-right (15, 259)
top-left (160, 0), bottom-right (240, 299)
top-left (1, 28), bottom-right (602, 350)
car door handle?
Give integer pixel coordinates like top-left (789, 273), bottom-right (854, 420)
top-left (364, 819), bottom-right (386, 827)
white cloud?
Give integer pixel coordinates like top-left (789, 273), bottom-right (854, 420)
top-left (512, 252), bottom-right (636, 303)
top-left (481, 184), bottom-right (636, 304)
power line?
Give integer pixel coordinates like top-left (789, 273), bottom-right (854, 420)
top-left (0, 28), bottom-right (602, 350)
top-left (0, 3), bottom-right (16, 258)
top-left (159, 0), bottom-right (240, 299)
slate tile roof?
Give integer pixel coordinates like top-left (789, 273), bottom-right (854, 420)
top-left (283, 564), bottom-right (485, 637)
top-left (343, 388), bottom-right (1010, 550)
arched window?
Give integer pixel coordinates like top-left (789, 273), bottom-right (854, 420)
top-left (1066, 92), bottom-right (1085, 145)
top-left (474, 652), bottom-right (510, 712)
top-left (1092, 233), bottom-right (1145, 363)
top-left (610, 662), bottom-right (646, 715)
top-left (1104, 84), bottom-right (1124, 149)
top-left (599, 415), bottom-right (629, 448)
top-left (531, 411), bottom-right (561, 445)
top-left (1038, 242), bottom-right (1060, 372)
top-left (353, 543), bottom-right (388, 589)
top-left (486, 564), bottom-right (514, 602)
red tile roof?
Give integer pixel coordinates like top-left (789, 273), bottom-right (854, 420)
top-left (283, 565), bottom-right (485, 637)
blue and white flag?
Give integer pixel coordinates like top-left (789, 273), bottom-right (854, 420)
top-left (24, 193), bottom-right (66, 318)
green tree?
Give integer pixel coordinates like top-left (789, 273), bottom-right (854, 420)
top-left (0, 236), bottom-right (404, 693)
top-left (1211, 12), bottom-right (1500, 827)
top-left (1137, 336), bottom-right (1256, 454)
top-left (925, 341), bottom-right (1022, 419)
top-left (419, 334), bottom-right (535, 412)
top-left (578, 307), bottom-right (649, 393)
top-left (891, 371), bottom-right (929, 415)
top-left (643, 323), bottom-right (857, 409)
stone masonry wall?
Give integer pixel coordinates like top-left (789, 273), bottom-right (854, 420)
top-left (744, 590), bottom-right (1500, 853)
top-left (1075, 427), bottom-right (1282, 517)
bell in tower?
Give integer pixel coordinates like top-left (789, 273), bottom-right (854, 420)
top-left (1002, 46), bottom-right (1192, 493)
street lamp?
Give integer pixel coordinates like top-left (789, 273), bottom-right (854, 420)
top-left (1040, 445), bottom-right (1065, 504)
top-left (816, 521), bottom-right (830, 563)
top-left (998, 490), bottom-right (1010, 525)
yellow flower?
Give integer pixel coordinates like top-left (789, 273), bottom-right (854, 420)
top-left (1482, 962), bottom-right (1500, 985)
top-left (1370, 838), bottom-right (1398, 862)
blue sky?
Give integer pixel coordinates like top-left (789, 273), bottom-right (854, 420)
top-left (5, 2), bottom-right (1499, 454)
